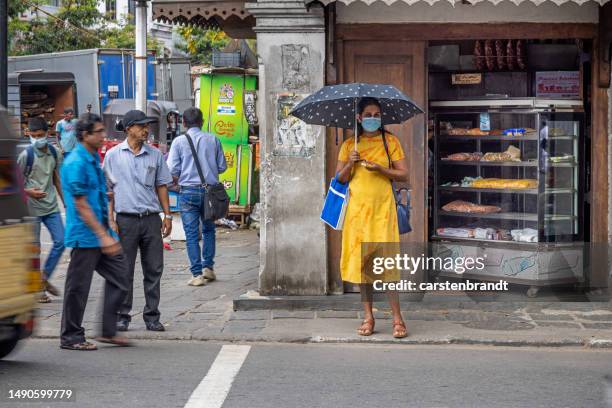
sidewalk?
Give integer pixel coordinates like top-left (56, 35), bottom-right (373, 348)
top-left (34, 229), bottom-right (612, 348)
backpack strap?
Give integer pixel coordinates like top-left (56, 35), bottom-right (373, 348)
top-left (24, 146), bottom-right (35, 178)
top-left (48, 145), bottom-right (58, 170)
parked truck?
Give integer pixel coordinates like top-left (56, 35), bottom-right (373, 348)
top-left (7, 72), bottom-right (77, 138)
top-left (8, 49), bottom-right (158, 116)
top-left (9, 50), bottom-right (193, 118)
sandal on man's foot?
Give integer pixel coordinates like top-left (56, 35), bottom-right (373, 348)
top-left (392, 321), bottom-right (408, 339)
top-left (357, 319), bottom-right (375, 336)
top-left (95, 336), bottom-right (132, 347)
top-left (43, 280), bottom-right (60, 297)
top-left (60, 341), bottom-right (97, 351)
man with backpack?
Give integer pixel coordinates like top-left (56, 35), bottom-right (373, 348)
top-left (17, 117), bottom-right (65, 303)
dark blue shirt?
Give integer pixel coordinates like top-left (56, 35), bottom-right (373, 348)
top-left (62, 143), bottom-right (116, 248)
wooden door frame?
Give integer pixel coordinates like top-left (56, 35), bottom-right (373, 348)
top-left (326, 19), bottom-right (608, 293)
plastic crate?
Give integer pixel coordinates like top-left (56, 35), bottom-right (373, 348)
top-left (212, 51), bottom-right (242, 68)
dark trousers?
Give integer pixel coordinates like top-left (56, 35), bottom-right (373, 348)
top-left (116, 213), bottom-right (164, 324)
top-left (60, 248), bottom-right (128, 346)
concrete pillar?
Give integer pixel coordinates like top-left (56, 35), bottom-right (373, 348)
top-left (246, 0), bottom-right (327, 295)
top-left (608, 70), bottom-right (612, 243)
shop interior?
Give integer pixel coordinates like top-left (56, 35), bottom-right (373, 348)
top-left (425, 39), bottom-right (600, 298)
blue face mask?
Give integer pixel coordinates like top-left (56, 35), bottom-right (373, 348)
top-left (30, 136), bottom-right (48, 149)
top-left (361, 117), bottom-right (381, 133)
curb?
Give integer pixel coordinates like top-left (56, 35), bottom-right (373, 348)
top-left (31, 332), bottom-right (612, 348)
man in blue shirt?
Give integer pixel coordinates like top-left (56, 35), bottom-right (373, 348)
top-left (104, 110), bottom-right (173, 332)
top-left (60, 113), bottom-right (130, 350)
top-left (55, 108), bottom-right (78, 158)
top-left (166, 107), bottom-right (227, 286)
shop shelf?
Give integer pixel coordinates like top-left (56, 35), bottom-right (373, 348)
top-left (440, 160), bottom-right (538, 167)
top-left (438, 186), bottom-right (539, 194)
top-left (438, 211), bottom-right (575, 222)
top-left (543, 188), bottom-right (576, 194)
top-left (439, 134), bottom-right (538, 141)
top-left (430, 235), bottom-right (537, 247)
top-left (438, 211), bottom-right (538, 221)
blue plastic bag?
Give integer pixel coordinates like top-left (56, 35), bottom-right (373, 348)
top-left (320, 176), bottom-right (350, 230)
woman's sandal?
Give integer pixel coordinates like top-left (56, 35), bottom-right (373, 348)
top-left (392, 321), bottom-right (408, 339)
top-left (357, 318), bottom-right (375, 336)
top-left (60, 341), bottom-right (97, 351)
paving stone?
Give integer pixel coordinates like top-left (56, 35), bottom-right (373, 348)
top-left (578, 314), bottom-right (612, 321)
top-left (229, 310), bottom-right (271, 321)
top-left (534, 321), bottom-right (582, 329)
top-left (445, 311), bottom-right (489, 322)
top-left (316, 311), bottom-right (359, 319)
top-left (582, 322), bottom-right (612, 330)
top-left (528, 313), bottom-right (575, 321)
top-left (221, 320), bottom-right (267, 334)
top-left (403, 311), bottom-right (448, 321)
top-left (462, 319), bottom-right (535, 331)
top-left (272, 311), bottom-right (315, 319)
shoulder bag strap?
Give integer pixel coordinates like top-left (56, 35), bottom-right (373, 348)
top-left (381, 129), bottom-right (402, 203)
top-left (185, 133), bottom-right (206, 186)
top-left (381, 129), bottom-right (392, 169)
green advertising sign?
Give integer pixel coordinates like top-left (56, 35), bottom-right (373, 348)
top-left (219, 143), bottom-right (240, 203)
top-left (219, 143), bottom-right (253, 206)
top-left (238, 144), bottom-right (253, 207)
top-left (200, 74), bottom-right (257, 145)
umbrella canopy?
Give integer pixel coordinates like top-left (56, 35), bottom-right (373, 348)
top-left (290, 83), bottom-right (424, 129)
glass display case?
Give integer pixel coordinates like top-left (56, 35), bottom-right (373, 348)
top-left (430, 100), bottom-right (585, 294)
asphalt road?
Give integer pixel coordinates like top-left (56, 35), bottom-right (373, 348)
top-left (1, 340), bottom-right (612, 408)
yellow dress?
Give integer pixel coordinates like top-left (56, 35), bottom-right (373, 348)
top-left (338, 132), bottom-right (405, 284)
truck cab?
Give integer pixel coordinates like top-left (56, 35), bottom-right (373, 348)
top-left (0, 111), bottom-right (39, 359)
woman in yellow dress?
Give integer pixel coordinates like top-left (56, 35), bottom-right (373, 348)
top-left (335, 97), bottom-right (409, 338)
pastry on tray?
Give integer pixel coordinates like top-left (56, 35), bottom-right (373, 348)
top-left (442, 200), bottom-right (502, 214)
top-left (471, 178), bottom-right (538, 189)
top-left (443, 152), bottom-right (483, 161)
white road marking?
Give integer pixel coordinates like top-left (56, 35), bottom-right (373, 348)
top-left (184, 345), bottom-right (251, 408)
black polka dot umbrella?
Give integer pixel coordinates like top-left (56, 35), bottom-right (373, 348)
top-left (290, 83), bottom-right (424, 130)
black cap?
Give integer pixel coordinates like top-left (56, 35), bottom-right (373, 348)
top-left (119, 110), bottom-right (157, 130)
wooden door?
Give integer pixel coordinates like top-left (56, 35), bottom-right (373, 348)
top-left (327, 40), bottom-right (427, 293)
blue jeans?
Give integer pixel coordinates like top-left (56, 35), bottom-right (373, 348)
top-left (179, 188), bottom-right (216, 277)
top-left (33, 212), bottom-right (65, 280)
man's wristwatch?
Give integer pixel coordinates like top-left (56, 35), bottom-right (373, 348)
top-left (164, 214), bottom-right (173, 220)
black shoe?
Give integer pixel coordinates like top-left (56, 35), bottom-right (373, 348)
top-left (117, 320), bottom-right (129, 332)
top-left (145, 321), bottom-right (165, 332)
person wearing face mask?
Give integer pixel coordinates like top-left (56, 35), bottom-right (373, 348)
top-left (335, 97), bottom-right (410, 339)
top-left (17, 117), bottom-right (65, 303)
top-left (103, 110), bottom-right (173, 332)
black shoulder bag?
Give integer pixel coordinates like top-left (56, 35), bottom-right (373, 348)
top-left (184, 134), bottom-right (230, 221)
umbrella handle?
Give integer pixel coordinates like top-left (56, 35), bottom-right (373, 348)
top-left (353, 98), bottom-right (358, 153)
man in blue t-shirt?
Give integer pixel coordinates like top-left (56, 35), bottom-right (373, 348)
top-left (55, 108), bottom-right (78, 158)
top-left (60, 113), bottom-right (130, 351)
